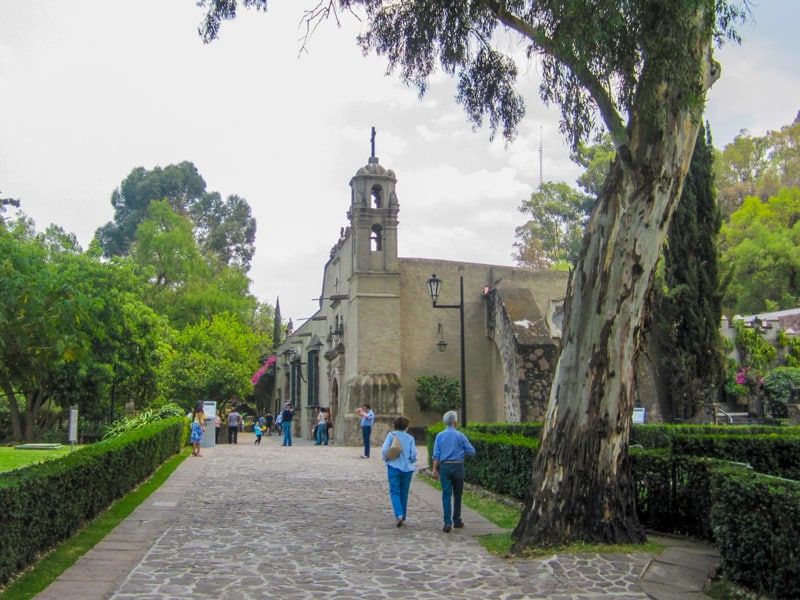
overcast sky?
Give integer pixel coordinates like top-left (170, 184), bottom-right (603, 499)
top-left (1, 1), bottom-right (798, 324)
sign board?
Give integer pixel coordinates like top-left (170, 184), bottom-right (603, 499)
top-left (203, 401), bottom-right (217, 420)
top-left (68, 405), bottom-right (78, 445)
top-left (632, 407), bottom-right (646, 425)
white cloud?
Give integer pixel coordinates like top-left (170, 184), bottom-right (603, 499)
top-left (1, 0), bottom-right (797, 323)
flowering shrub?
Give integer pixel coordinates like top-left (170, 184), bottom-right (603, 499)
top-left (251, 355), bottom-right (276, 385)
top-left (724, 361), bottom-right (750, 397)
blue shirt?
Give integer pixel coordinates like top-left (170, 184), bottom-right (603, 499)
top-left (381, 431), bottom-right (417, 472)
top-left (432, 426), bottom-right (476, 462)
top-left (360, 409), bottom-right (375, 427)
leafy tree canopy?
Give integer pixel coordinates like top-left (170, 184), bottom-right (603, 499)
top-left (96, 161), bottom-right (256, 271)
top-left (715, 111), bottom-right (800, 216)
top-left (719, 187), bottom-right (800, 314)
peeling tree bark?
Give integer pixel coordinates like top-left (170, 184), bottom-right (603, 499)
top-left (512, 36), bottom-right (720, 550)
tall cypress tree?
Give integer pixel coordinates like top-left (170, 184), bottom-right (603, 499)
top-left (272, 297), bottom-right (282, 352)
top-left (655, 123), bottom-right (725, 420)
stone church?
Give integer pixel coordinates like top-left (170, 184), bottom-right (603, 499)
top-left (271, 151), bottom-right (569, 446)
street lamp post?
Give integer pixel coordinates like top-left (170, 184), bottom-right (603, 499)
top-left (426, 274), bottom-right (467, 428)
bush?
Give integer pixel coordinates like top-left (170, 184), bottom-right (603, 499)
top-left (415, 375), bottom-right (460, 413)
top-left (763, 367), bottom-right (800, 419)
top-left (0, 417), bottom-right (185, 586)
top-left (710, 467), bottom-right (800, 599)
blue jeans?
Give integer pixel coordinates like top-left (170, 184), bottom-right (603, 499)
top-left (387, 466), bottom-right (413, 520)
top-left (361, 425), bottom-right (372, 457)
top-left (282, 421), bottom-right (292, 446)
top-left (316, 423), bottom-right (328, 445)
top-left (440, 462), bottom-right (465, 525)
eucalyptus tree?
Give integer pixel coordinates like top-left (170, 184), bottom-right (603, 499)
top-left (197, 0), bottom-right (747, 549)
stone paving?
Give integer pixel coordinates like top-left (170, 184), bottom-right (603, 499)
top-left (35, 434), bottom-right (718, 599)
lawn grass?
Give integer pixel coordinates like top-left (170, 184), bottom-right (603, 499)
top-left (0, 446), bottom-right (79, 473)
top-left (0, 446), bottom-right (191, 600)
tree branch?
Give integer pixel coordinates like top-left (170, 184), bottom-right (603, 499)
top-left (480, 0), bottom-right (629, 153)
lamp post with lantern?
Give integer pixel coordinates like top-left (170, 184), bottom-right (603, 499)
top-left (426, 274), bottom-right (467, 428)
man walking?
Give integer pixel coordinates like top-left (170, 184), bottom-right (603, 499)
top-left (281, 403), bottom-right (294, 446)
top-left (227, 408), bottom-right (242, 444)
top-left (430, 410), bottom-right (476, 532)
top-left (356, 404), bottom-right (374, 458)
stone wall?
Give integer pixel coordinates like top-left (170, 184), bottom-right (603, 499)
top-left (518, 345), bottom-right (559, 422)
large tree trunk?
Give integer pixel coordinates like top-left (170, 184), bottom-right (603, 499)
top-left (0, 374), bottom-right (24, 442)
top-left (513, 44), bottom-right (719, 550)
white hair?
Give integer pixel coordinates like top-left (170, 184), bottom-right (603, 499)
top-left (443, 411), bottom-right (458, 426)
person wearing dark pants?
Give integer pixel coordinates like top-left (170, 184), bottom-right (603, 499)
top-left (227, 409), bottom-right (242, 444)
top-left (356, 404), bottom-right (374, 458)
top-left (281, 403), bottom-right (294, 446)
top-left (430, 410), bottom-right (476, 532)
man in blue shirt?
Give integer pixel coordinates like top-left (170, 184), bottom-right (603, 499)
top-left (357, 404), bottom-right (375, 458)
top-left (431, 410), bottom-right (476, 532)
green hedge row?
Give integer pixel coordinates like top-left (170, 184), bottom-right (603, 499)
top-left (711, 466), bottom-right (800, 599)
top-left (427, 422), bottom-right (800, 598)
top-left (631, 423), bottom-right (800, 450)
top-left (670, 434), bottom-right (800, 480)
top-left (0, 417), bottom-right (187, 586)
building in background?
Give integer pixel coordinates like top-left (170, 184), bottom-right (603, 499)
top-left (272, 152), bottom-right (568, 445)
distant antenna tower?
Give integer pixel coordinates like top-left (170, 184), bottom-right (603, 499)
top-left (538, 126), bottom-right (543, 190)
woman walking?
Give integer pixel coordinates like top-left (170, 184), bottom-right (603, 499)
top-left (381, 416), bottom-right (417, 527)
top-left (190, 402), bottom-right (206, 457)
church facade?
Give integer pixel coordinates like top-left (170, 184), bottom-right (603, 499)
top-left (271, 153), bottom-right (569, 446)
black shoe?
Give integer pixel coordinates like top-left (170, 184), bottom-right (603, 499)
top-left (453, 522), bottom-right (464, 529)
top-left (396, 518), bottom-right (404, 528)
top-left (443, 524), bottom-right (452, 533)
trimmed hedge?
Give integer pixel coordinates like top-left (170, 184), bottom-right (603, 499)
top-left (630, 424), bottom-right (800, 450)
top-left (427, 421), bottom-right (800, 598)
top-left (710, 466), bottom-right (800, 599)
top-left (0, 416), bottom-right (186, 586)
top-left (671, 434), bottom-right (800, 480)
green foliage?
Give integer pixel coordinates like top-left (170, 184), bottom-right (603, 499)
top-left (671, 434), bottom-right (800, 480)
top-left (95, 161), bottom-right (256, 271)
top-left (415, 375), bottom-right (460, 413)
top-left (710, 468), bottom-right (800, 599)
top-left (158, 313), bottom-right (262, 411)
top-left (199, 1), bottom-right (746, 149)
top-left (762, 367), bottom-right (800, 419)
top-left (723, 359), bottom-right (749, 397)
top-left (715, 116), bottom-right (800, 217)
top-left (0, 417), bottom-right (185, 586)
top-left (654, 123), bottom-right (725, 419)
top-left (719, 188), bottom-right (800, 314)
top-left (514, 182), bottom-right (592, 268)
top-left (0, 448), bottom-right (190, 600)
top-left (101, 402), bottom-right (187, 441)
top-left (0, 223), bottom-right (168, 441)
top-left (632, 451), bottom-right (718, 539)
top-left (733, 320), bottom-right (777, 373)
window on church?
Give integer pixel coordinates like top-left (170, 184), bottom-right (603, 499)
top-left (371, 185), bottom-right (383, 208)
top-left (371, 224), bottom-right (383, 251)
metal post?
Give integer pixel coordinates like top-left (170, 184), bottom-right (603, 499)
top-left (458, 276), bottom-right (466, 428)
top-left (427, 274), bottom-right (467, 428)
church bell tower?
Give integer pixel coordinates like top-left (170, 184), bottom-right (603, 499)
top-left (348, 128), bottom-right (399, 274)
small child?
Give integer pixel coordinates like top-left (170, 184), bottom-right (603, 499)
top-left (254, 423), bottom-right (263, 445)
